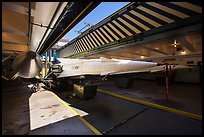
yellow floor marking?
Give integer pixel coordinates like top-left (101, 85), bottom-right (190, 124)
top-left (51, 92), bottom-right (102, 135)
top-left (97, 89), bottom-right (202, 121)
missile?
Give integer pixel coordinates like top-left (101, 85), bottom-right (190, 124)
top-left (12, 51), bottom-right (43, 78)
top-left (56, 57), bottom-right (158, 78)
top-left (54, 57), bottom-right (190, 79)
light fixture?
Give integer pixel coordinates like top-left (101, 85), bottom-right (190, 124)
top-left (181, 50), bottom-right (186, 55)
top-left (140, 56), bottom-right (144, 59)
top-left (173, 40), bottom-right (177, 48)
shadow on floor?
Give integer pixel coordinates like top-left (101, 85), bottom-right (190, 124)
top-left (2, 78), bottom-right (33, 135)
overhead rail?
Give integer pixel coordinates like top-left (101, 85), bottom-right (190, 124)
top-left (37, 2), bottom-right (101, 55)
top-left (59, 2), bottom-right (202, 58)
top-left (35, 2), bottom-right (63, 53)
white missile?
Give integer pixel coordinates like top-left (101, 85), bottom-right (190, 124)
top-left (56, 57), bottom-right (159, 78)
top-left (12, 51), bottom-right (43, 78)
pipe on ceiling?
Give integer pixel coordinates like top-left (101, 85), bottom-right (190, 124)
top-left (36, 2), bottom-right (64, 53)
top-left (38, 2), bottom-right (101, 55)
top-left (37, 2), bottom-right (75, 54)
top-left (2, 55), bottom-right (12, 63)
top-left (54, 2), bottom-right (75, 28)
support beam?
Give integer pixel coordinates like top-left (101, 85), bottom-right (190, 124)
top-left (2, 43), bottom-right (28, 52)
top-left (2, 2), bottom-right (36, 16)
top-left (141, 46), bottom-right (168, 55)
top-left (165, 63), bottom-right (169, 105)
top-left (177, 37), bottom-right (196, 53)
top-left (2, 8), bottom-right (34, 34)
top-left (2, 32), bottom-right (28, 45)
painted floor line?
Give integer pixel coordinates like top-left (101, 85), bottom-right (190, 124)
top-left (51, 92), bottom-right (102, 135)
top-left (97, 89), bottom-right (202, 121)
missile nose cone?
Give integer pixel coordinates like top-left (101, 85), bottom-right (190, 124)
top-left (12, 51), bottom-right (42, 78)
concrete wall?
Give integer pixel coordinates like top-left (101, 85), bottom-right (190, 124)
top-left (173, 67), bottom-right (200, 84)
top-left (133, 67), bottom-right (200, 84)
top-left (132, 72), bottom-right (163, 81)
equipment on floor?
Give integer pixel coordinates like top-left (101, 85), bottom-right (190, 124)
top-left (73, 84), bottom-right (97, 99)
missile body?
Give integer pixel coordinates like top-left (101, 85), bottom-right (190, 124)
top-left (12, 51), bottom-right (43, 78)
top-left (57, 57), bottom-right (157, 78)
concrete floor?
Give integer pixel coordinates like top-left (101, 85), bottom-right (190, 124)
top-left (2, 79), bottom-right (33, 135)
top-left (98, 79), bottom-right (202, 115)
top-left (2, 79), bottom-right (96, 135)
top-left (2, 78), bottom-right (202, 135)
top-left (55, 89), bottom-right (202, 135)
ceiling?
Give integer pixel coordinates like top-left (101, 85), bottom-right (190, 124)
top-left (2, 2), bottom-right (100, 58)
top-left (84, 29), bottom-right (202, 66)
top-left (2, 2), bottom-right (65, 56)
top-left (59, 2), bottom-right (202, 66)
top-left (2, 2), bottom-right (202, 66)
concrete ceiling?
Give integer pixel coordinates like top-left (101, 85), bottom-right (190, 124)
top-left (84, 30), bottom-right (202, 66)
top-left (2, 2), bottom-right (67, 56)
top-left (2, 2), bottom-right (100, 58)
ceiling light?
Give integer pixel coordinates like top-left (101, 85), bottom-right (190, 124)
top-left (172, 40), bottom-right (178, 48)
top-left (181, 51), bottom-right (186, 55)
top-left (174, 40), bottom-right (177, 45)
